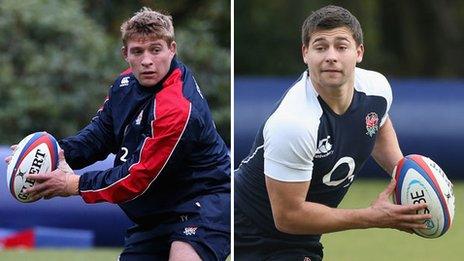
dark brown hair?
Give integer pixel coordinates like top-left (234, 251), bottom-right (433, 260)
top-left (302, 5), bottom-right (363, 47)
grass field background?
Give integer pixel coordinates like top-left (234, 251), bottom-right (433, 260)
top-left (322, 180), bottom-right (463, 261)
top-left (0, 248), bottom-right (232, 260)
top-left (0, 248), bottom-right (121, 260)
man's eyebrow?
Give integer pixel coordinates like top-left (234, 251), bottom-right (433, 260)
top-left (312, 37), bottom-right (327, 44)
top-left (312, 36), bottom-right (351, 44)
top-left (335, 36), bottom-right (351, 42)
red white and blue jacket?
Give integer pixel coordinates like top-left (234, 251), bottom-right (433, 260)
top-left (59, 57), bottom-right (230, 226)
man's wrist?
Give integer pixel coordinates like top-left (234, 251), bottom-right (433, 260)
top-left (360, 207), bottom-right (375, 228)
top-left (66, 174), bottom-right (80, 196)
top-left (348, 207), bottom-right (374, 229)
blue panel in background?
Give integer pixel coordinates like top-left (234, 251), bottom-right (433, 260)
top-left (35, 226), bottom-right (94, 248)
top-left (234, 76), bottom-right (464, 180)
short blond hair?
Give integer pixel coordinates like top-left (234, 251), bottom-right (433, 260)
top-left (120, 7), bottom-right (175, 47)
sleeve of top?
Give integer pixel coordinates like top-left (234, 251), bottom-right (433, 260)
top-left (58, 90), bottom-right (117, 169)
top-left (355, 68), bottom-right (393, 127)
top-left (78, 68), bottom-right (191, 204)
top-left (373, 72), bottom-right (393, 127)
top-left (263, 114), bottom-right (319, 182)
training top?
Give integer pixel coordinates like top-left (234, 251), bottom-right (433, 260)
top-left (235, 67), bottom-right (392, 242)
top-left (59, 57), bottom-right (230, 227)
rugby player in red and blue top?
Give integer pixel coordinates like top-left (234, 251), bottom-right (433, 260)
top-left (20, 7), bottom-right (230, 261)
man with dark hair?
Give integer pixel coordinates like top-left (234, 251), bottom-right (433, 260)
top-left (7, 7), bottom-right (230, 261)
top-left (234, 5), bottom-right (430, 260)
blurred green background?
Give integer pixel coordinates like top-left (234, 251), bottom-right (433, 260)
top-left (236, 0), bottom-right (464, 77)
top-left (0, 0), bottom-right (230, 145)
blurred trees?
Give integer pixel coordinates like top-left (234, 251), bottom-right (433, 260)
top-left (0, 0), bottom-right (118, 143)
top-left (235, 0), bottom-right (464, 77)
top-left (0, 0), bottom-right (230, 145)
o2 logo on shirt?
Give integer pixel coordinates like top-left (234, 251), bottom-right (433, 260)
top-left (322, 156), bottom-right (355, 187)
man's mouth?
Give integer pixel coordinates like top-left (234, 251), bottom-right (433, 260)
top-left (141, 71), bottom-right (156, 77)
top-left (321, 69), bottom-right (342, 73)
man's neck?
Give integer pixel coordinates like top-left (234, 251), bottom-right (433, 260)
top-left (311, 78), bottom-right (354, 115)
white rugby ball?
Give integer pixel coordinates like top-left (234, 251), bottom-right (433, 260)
top-left (392, 154), bottom-right (455, 238)
top-left (6, 132), bottom-right (59, 203)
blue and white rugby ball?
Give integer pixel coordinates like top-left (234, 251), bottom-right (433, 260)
top-left (393, 154), bottom-right (455, 238)
top-left (6, 132), bottom-right (59, 203)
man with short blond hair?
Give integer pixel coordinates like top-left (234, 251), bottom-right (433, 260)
top-left (12, 7), bottom-right (230, 260)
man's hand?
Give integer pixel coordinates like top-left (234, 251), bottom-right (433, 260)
top-left (4, 144), bottom-right (18, 165)
top-left (24, 149), bottom-right (80, 201)
top-left (368, 179), bottom-right (432, 233)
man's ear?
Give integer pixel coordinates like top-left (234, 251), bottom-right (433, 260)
top-left (169, 41), bottom-right (177, 54)
top-left (121, 46), bottom-right (128, 62)
top-left (302, 44), bottom-right (309, 64)
top-left (356, 43), bottom-right (364, 63)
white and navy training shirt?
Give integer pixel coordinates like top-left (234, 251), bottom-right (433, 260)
top-left (235, 67), bottom-right (392, 241)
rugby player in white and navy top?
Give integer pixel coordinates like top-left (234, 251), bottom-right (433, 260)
top-left (235, 5), bottom-right (431, 261)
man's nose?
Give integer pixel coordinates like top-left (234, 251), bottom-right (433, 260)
top-left (325, 47), bottom-right (338, 63)
top-left (141, 54), bottom-right (153, 67)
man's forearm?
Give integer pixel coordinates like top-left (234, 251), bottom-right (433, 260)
top-left (372, 118), bottom-right (403, 175)
top-left (272, 179), bottom-right (431, 235)
top-left (273, 201), bottom-right (372, 235)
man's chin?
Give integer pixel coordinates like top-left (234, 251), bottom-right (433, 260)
top-left (321, 79), bottom-right (344, 89)
top-left (139, 79), bottom-right (160, 87)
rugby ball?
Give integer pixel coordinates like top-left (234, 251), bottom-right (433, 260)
top-left (392, 154), bottom-right (455, 238)
top-left (6, 132), bottom-right (59, 203)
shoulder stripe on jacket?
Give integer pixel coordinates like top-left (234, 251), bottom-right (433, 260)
top-left (120, 68), bottom-right (132, 76)
top-left (81, 68), bottom-right (191, 203)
